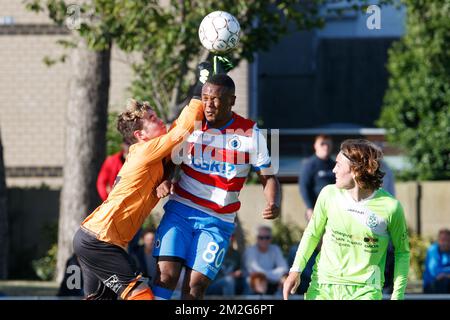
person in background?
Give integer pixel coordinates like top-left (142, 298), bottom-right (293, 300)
top-left (205, 234), bottom-right (244, 296)
top-left (96, 141), bottom-right (130, 201)
top-left (243, 225), bottom-right (288, 295)
top-left (423, 228), bottom-right (450, 293)
top-left (130, 229), bottom-right (158, 286)
top-left (299, 134), bottom-right (335, 222)
top-left (292, 134), bottom-right (335, 294)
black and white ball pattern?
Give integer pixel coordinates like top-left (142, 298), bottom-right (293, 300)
top-left (198, 11), bottom-right (240, 53)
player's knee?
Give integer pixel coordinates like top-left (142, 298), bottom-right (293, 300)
top-left (183, 280), bottom-right (209, 299)
top-left (156, 272), bottom-right (179, 289)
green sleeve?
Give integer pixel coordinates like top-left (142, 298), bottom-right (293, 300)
top-left (388, 201), bottom-right (410, 300)
top-left (290, 186), bottom-right (328, 273)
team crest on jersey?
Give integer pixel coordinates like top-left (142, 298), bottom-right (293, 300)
top-left (227, 136), bottom-right (241, 150)
top-left (366, 213), bottom-right (379, 228)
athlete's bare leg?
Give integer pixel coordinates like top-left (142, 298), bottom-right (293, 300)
top-left (181, 268), bottom-right (212, 300)
top-left (155, 260), bottom-right (184, 289)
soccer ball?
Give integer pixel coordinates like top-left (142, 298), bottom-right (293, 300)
top-left (198, 11), bottom-right (240, 53)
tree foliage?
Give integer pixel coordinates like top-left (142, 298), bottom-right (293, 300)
top-left (27, 0), bottom-right (387, 121)
top-left (378, 1), bottom-right (450, 180)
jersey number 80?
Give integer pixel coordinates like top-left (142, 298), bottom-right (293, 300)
top-left (202, 242), bottom-right (226, 269)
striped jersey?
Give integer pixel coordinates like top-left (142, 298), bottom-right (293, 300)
top-left (170, 112), bottom-right (272, 223)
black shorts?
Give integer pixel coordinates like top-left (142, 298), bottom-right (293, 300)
top-left (73, 227), bottom-right (142, 299)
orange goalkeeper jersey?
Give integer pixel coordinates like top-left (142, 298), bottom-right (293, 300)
top-left (81, 99), bottom-right (204, 248)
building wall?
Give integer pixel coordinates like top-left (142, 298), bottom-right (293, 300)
top-left (0, 1), bottom-right (53, 24)
top-left (228, 59), bottom-right (249, 118)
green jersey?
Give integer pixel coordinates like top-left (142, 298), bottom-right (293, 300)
top-left (291, 185), bottom-right (410, 300)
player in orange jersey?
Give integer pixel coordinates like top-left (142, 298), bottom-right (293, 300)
top-left (72, 68), bottom-right (209, 300)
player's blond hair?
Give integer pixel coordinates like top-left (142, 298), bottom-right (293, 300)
top-left (117, 99), bottom-right (153, 145)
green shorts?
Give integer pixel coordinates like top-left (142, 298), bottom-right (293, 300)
top-left (305, 281), bottom-right (383, 300)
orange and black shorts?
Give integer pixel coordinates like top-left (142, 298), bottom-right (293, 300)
top-left (73, 227), bottom-right (143, 300)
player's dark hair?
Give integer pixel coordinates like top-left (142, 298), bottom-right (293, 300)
top-left (315, 134), bottom-right (332, 142)
top-left (142, 227), bottom-right (156, 235)
top-left (205, 74), bottom-right (235, 95)
top-left (117, 99), bottom-right (153, 145)
top-left (340, 139), bottom-right (385, 191)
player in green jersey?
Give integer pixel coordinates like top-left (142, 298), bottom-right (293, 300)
top-left (283, 139), bottom-right (410, 300)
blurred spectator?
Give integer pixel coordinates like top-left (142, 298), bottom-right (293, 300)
top-left (249, 272), bottom-right (268, 295)
top-left (299, 134), bottom-right (335, 222)
top-left (130, 229), bottom-right (158, 285)
top-left (243, 225), bottom-right (288, 295)
top-left (96, 142), bottom-right (129, 201)
top-left (423, 229), bottom-right (450, 294)
top-left (381, 160), bottom-right (396, 196)
top-left (295, 134), bottom-right (334, 294)
top-left (206, 234), bottom-right (244, 296)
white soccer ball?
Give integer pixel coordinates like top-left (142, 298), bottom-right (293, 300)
top-left (198, 11), bottom-right (240, 53)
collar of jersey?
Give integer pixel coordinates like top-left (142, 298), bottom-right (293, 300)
top-left (343, 188), bottom-right (378, 205)
top-left (205, 113), bottom-right (236, 131)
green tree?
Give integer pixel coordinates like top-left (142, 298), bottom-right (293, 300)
top-left (378, 1), bottom-right (450, 180)
top-left (28, 0), bottom-right (388, 121)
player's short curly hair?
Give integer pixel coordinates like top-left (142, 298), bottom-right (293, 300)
top-left (206, 74), bottom-right (235, 95)
top-left (117, 99), bottom-right (153, 145)
top-left (340, 139), bottom-right (385, 190)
